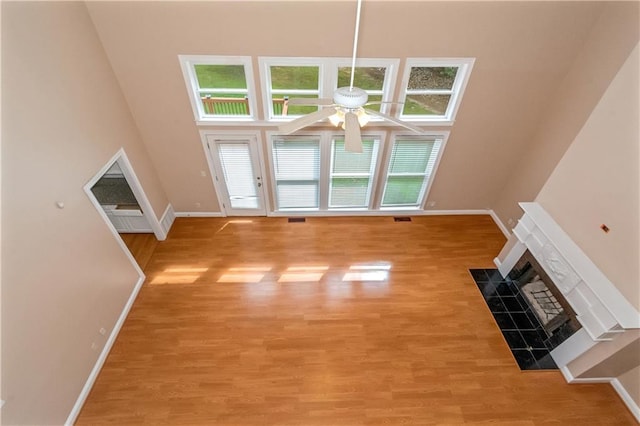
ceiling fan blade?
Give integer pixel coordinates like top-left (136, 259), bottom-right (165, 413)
top-left (363, 109), bottom-right (425, 134)
top-left (344, 112), bottom-right (363, 153)
top-left (278, 107), bottom-right (337, 134)
top-left (287, 98), bottom-right (334, 106)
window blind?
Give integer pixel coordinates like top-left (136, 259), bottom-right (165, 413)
top-left (329, 139), bottom-right (377, 208)
top-left (381, 138), bottom-right (439, 207)
top-left (272, 139), bottom-right (320, 209)
top-left (217, 143), bottom-right (259, 209)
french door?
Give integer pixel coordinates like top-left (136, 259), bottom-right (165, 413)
top-left (206, 135), bottom-right (267, 216)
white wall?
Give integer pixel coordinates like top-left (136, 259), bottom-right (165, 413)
top-left (1, 2), bottom-right (168, 424)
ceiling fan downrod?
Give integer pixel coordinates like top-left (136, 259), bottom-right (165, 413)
top-left (348, 0), bottom-right (363, 92)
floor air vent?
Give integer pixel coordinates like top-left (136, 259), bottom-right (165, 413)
top-left (288, 217), bottom-right (306, 223)
top-left (394, 217), bottom-right (412, 222)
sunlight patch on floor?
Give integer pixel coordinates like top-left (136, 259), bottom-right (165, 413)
top-left (217, 265), bottom-right (272, 283)
top-left (150, 265), bottom-right (209, 284)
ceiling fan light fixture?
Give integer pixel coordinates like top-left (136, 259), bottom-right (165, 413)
top-left (356, 109), bottom-right (370, 127)
top-left (329, 109), bottom-right (345, 127)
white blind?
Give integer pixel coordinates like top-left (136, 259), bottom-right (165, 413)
top-left (217, 143), bottom-right (259, 209)
top-left (272, 139), bottom-right (320, 209)
top-left (329, 139), bottom-right (377, 208)
top-left (381, 138), bottom-right (440, 207)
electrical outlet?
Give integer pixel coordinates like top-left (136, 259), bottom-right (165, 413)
top-left (195, 202), bottom-right (201, 208)
top-left (427, 201), bottom-right (436, 208)
top-left (200, 170), bottom-right (207, 177)
top-left (507, 218), bottom-right (515, 226)
top-left (99, 328), bottom-right (107, 336)
top-left (91, 342), bottom-right (98, 351)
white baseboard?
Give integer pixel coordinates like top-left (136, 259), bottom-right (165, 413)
top-left (268, 209), bottom-right (493, 218)
top-left (159, 204), bottom-right (175, 239)
top-left (559, 365), bottom-right (575, 382)
top-left (488, 209), bottom-right (510, 238)
top-left (612, 378), bottom-right (640, 423)
top-left (493, 256), bottom-right (502, 271)
top-left (174, 211), bottom-right (225, 217)
top-left (175, 209), bottom-right (496, 219)
top-left (560, 366), bottom-right (609, 383)
top-left (65, 275), bottom-right (145, 426)
top-left (560, 367), bottom-right (640, 422)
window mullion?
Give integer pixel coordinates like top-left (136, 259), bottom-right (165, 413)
top-left (271, 89), bottom-right (320, 95)
top-left (367, 138), bottom-right (382, 210)
top-left (331, 173), bottom-right (371, 177)
top-left (406, 89), bottom-right (454, 96)
top-left (319, 132), bottom-right (331, 210)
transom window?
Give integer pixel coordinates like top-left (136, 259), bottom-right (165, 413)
top-left (260, 58), bottom-right (324, 120)
top-left (260, 58), bottom-right (398, 120)
top-left (179, 55), bottom-right (257, 122)
top-left (181, 56), bottom-right (473, 126)
top-left (332, 59), bottom-right (399, 114)
top-left (399, 58), bottom-right (474, 124)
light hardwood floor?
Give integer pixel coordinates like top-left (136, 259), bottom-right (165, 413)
top-left (77, 216), bottom-right (636, 425)
top-left (120, 233), bottom-right (159, 270)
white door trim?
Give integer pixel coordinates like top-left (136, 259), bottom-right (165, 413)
top-left (200, 130), bottom-right (268, 216)
top-left (84, 148), bottom-right (166, 241)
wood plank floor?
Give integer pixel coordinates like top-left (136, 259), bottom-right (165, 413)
top-left (120, 233), bottom-right (159, 270)
top-left (77, 216), bottom-right (636, 425)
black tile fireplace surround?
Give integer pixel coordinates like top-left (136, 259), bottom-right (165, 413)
top-left (469, 268), bottom-right (578, 370)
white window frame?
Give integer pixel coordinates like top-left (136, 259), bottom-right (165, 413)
top-left (179, 55), bottom-right (258, 124)
top-left (398, 58), bottom-right (474, 125)
top-left (259, 57), bottom-right (326, 122)
top-left (267, 133), bottom-right (323, 211)
top-left (266, 131), bottom-right (386, 212)
top-left (328, 135), bottom-right (382, 210)
top-left (328, 58), bottom-right (400, 117)
top-left (260, 57), bottom-right (400, 122)
top-left (376, 131), bottom-right (449, 210)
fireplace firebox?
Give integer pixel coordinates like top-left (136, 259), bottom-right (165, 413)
top-left (507, 250), bottom-right (581, 350)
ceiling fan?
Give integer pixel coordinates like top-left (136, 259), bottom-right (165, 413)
top-left (278, 0), bottom-right (424, 153)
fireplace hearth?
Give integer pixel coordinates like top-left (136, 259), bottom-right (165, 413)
top-left (470, 267), bottom-right (569, 370)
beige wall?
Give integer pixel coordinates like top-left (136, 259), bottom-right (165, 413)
top-left (538, 41), bottom-right (639, 409)
top-left (580, 338), bottom-right (640, 379)
top-left (618, 365), bottom-right (640, 406)
top-left (492, 1), bottom-right (640, 228)
top-left (566, 330), bottom-right (640, 409)
top-left (85, 1), bottom-right (605, 213)
top-left (536, 42), bottom-right (639, 310)
top-left (1, 1), bottom-right (637, 423)
top-left (1, 2), bottom-right (168, 424)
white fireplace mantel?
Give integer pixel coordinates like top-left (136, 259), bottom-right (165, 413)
top-left (496, 202), bottom-right (640, 343)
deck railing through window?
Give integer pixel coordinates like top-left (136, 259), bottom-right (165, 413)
top-left (273, 97), bottom-right (289, 116)
top-left (200, 96), bottom-right (289, 116)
